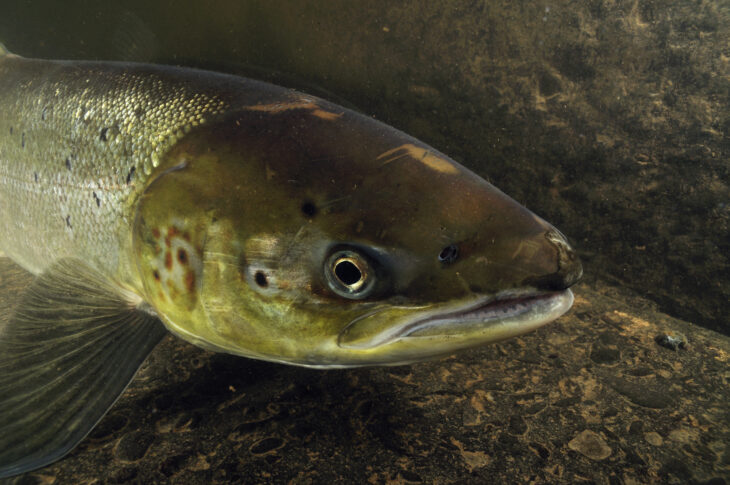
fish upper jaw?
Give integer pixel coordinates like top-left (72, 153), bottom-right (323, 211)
top-left (337, 288), bottom-right (574, 352)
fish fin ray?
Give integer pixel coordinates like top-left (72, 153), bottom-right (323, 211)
top-left (0, 258), bottom-right (166, 478)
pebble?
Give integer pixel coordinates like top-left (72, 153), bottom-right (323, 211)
top-left (568, 430), bottom-right (612, 460)
top-left (655, 331), bottom-right (687, 351)
top-left (115, 431), bottom-right (155, 461)
top-left (644, 431), bottom-right (663, 446)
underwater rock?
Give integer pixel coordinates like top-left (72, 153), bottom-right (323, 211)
top-left (568, 430), bottom-right (612, 461)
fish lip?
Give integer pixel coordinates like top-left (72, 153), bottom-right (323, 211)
top-left (337, 288), bottom-right (573, 350)
top-left (399, 290), bottom-right (566, 338)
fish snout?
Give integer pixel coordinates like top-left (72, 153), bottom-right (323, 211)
top-left (523, 229), bottom-right (583, 291)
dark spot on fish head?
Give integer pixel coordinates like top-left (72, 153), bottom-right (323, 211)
top-left (65, 157), bottom-right (71, 170)
top-left (100, 127), bottom-right (109, 142)
top-left (438, 244), bottom-right (459, 264)
top-left (177, 248), bottom-right (188, 264)
top-left (152, 269), bottom-right (160, 281)
top-left (254, 271), bottom-right (268, 288)
top-left (301, 201), bottom-right (317, 217)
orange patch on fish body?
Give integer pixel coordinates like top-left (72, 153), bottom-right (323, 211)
top-left (244, 96), bottom-right (342, 121)
top-left (377, 144), bottom-right (460, 174)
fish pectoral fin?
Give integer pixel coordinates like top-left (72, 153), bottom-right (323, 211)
top-left (0, 258), bottom-right (167, 478)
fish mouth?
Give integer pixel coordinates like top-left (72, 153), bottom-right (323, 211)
top-left (337, 289), bottom-right (574, 351)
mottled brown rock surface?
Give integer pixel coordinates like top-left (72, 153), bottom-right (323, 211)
top-left (1, 258), bottom-right (728, 484)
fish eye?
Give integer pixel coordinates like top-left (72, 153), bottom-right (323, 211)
top-left (325, 249), bottom-right (376, 299)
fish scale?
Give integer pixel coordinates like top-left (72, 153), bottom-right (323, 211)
top-left (0, 53), bottom-right (233, 279)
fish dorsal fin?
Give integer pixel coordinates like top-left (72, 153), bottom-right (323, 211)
top-left (0, 259), bottom-right (166, 478)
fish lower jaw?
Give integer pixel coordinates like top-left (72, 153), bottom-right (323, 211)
top-left (337, 288), bottom-right (574, 351)
top-left (401, 289), bottom-right (572, 339)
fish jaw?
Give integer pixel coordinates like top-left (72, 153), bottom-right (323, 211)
top-left (166, 290), bottom-right (574, 369)
top-left (326, 289), bottom-right (573, 366)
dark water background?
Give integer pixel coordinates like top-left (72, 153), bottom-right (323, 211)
top-left (1, 0), bottom-right (727, 335)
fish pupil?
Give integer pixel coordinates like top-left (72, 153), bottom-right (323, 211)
top-left (335, 260), bottom-right (362, 286)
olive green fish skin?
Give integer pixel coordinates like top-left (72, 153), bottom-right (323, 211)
top-left (0, 53), bottom-right (267, 282)
top-left (133, 107), bottom-right (581, 366)
top-left (0, 51), bottom-right (582, 368)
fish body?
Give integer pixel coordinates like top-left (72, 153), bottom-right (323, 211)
top-left (0, 46), bottom-right (581, 477)
top-left (0, 51), bottom-right (269, 282)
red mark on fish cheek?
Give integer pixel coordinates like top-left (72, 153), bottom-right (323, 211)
top-left (164, 226), bottom-right (179, 248)
top-left (177, 248), bottom-right (188, 264)
top-left (185, 270), bottom-right (196, 293)
top-left (165, 251), bottom-right (173, 270)
top-left (166, 279), bottom-right (179, 299)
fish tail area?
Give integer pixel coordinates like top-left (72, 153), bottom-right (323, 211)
top-left (0, 258), bottom-right (166, 478)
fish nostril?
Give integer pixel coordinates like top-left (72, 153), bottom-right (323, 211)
top-left (560, 253), bottom-right (583, 288)
top-left (522, 230), bottom-right (583, 291)
top-left (553, 241), bottom-right (583, 289)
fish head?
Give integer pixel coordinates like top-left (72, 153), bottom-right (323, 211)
top-left (134, 95), bottom-right (582, 367)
